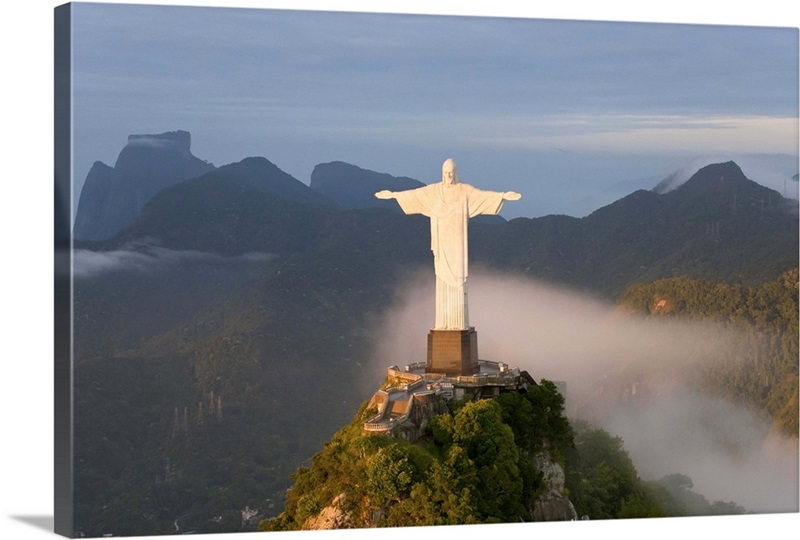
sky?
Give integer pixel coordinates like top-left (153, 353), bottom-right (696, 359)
top-left (69, 1), bottom-right (799, 221)
top-left (1, 2), bottom-right (799, 540)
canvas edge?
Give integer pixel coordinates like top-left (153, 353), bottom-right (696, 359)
top-left (54, 2), bottom-right (74, 538)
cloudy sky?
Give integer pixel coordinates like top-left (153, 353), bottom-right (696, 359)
top-left (70, 2), bottom-right (798, 220)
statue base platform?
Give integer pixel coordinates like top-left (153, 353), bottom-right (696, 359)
top-left (426, 328), bottom-right (477, 376)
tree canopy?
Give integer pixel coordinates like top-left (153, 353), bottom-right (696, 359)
top-left (263, 380), bottom-right (577, 530)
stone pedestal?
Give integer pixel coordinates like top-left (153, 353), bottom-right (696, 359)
top-left (426, 328), bottom-right (477, 376)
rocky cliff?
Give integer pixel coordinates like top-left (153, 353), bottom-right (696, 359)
top-left (302, 494), bottom-right (355, 530)
top-left (73, 130), bottom-right (215, 240)
top-left (531, 452), bottom-right (578, 521)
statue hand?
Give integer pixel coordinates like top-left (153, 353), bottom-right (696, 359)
top-left (375, 190), bottom-right (394, 200)
top-left (503, 191), bottom-right (522, 201)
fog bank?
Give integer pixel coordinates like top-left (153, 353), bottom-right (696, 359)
top-left (73, 245), bottom-right (273, 278)
top-left (373, 269), bottom-right (799, 513)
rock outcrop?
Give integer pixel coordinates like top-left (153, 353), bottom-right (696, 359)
top-left (73, 130), bottom-right (215, 241)
top-left (531, 452), bottom-right (578, 521)
top-left (302, 494), bottom-right (354, 530)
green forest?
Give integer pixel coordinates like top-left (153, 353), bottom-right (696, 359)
top-left (264, 379), bottom-right (747, 530)
top-left (618, 268), bottom-right (799, 435)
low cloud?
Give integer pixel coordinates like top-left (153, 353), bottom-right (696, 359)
top-left (73, 244), bottom-right (273, 278)
top-left (606, 387), bottom-right (798, 513)
top-left (373, 269), bottom-right (799, 513)
top-left (126, 137), bottom-right (173, 148)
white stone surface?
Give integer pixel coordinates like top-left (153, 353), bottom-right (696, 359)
top-left (376, 159), bottom-right (521, 329)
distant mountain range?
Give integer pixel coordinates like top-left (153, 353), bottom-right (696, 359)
top-left (471, 160), bottom-right (798, 294)
top-left (74, 133), bottom-right (515, 242)
top-left (76, 132), bottom-right (797, 296)
top-left (68, 131), bottom-right (798, 536)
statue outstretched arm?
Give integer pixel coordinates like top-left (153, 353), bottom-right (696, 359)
top-left (503, 191), bottom-right (522, 201)
top-left (375, 190), bottom-right (395, 200)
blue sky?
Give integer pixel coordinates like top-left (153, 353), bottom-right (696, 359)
top-left (70, 1), bottom-right (799, 219)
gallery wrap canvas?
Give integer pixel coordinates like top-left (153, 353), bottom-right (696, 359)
top-left (53, 1), bottom-right (799, 538)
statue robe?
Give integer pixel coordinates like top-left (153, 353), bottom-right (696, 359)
top-left (393, 182), bottom-right (506, 329)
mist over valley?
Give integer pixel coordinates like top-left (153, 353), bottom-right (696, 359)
top-left (375, 271), bottom-right (799, 513)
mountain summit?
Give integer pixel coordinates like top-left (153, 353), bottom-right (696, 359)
top-left (309, 161), bottom-right (424, 211)
top-left (670, 161), bottom-right (759, 197)
top-left (73, 131), bottom-right (215, 241)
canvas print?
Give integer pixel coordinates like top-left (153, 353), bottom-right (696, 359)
top-left (54, 2), bottom-right (799, 538)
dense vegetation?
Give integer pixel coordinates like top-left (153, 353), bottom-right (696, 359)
top-left (72, 250), bottom-right (392, 536)
top-left (645, 474), bottom-right (744, 516)
top-left (618, 269), bottom-right (799, 435)
top-left (565, 419), bottom-right (665, 519)
top-left (73, 355), bottom-right (312, 535)
top-left (564, 420), bottom-right (744, 519)
top-left (265, 381), bottom-right (663, 530)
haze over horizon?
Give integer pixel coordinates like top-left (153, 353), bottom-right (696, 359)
top-left (69, 3), bottom-right (799, 222)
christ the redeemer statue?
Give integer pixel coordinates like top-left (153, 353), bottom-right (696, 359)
top-left (376, 158), bottom-right (521, 330)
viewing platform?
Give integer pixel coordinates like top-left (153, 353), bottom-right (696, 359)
top-left (363, 359), bottom-right (535, 436)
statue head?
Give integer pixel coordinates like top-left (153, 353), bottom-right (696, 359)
top-left (442, 159), bottom-right (458, 185)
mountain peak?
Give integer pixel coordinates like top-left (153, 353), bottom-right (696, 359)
top-left (231, 156), bottom-right (282, 173)
top-left (674, 161), bottom-right (760, 198)
top-left (652, 161), bottom-right (761, 200)
top-left (74, 130), bottom-right (215, 241)
top-left (205, 156), bottom-right (330, 206)
top-left (310, 161), bottom-right (424, 210)
top-left (690, 161), bottom-right (745, 181)
top-left (126, 130), bottom-right (192, 152)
